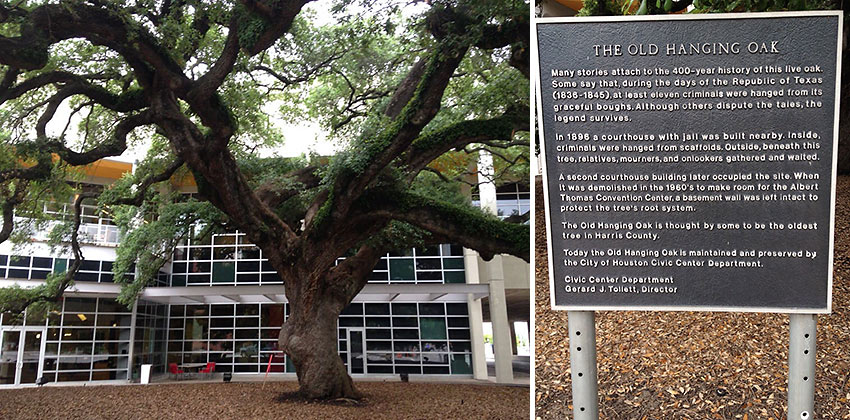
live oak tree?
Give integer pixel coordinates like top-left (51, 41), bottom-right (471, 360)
top-left (0, 0), bottom-right (529, 399)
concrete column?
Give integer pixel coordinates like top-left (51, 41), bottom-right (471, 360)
top-left (464, 248), bottom-right (487, 380)
top-left (126, 300), bottom-right (138, 381)
top-left (489, 278), bottom-right (514, 383)
top-left (477, 150), bottom-right (497, 214)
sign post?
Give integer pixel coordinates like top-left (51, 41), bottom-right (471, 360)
top-left (567, 311), bottom-right (598, 419)
top-left (788, 314), bottom-right (817, 419)
top-left (534, 12), bottom-right (841, 418)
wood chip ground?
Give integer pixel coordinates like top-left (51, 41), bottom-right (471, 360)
top-left (535, 176), bottom-right (850, 419)
top-left (0, 382), bottom-right (528, 419)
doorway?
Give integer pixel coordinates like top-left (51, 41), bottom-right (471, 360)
top-left (346, 328), bottom-right (365, 375)
top-left (0, 328), bottom-right (46, 386)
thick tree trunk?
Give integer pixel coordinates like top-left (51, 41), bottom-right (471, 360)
top-left (278, 294), bottom-right (360, 400)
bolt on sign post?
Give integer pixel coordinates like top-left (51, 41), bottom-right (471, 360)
top-left (534, 12), bottom-right (841, 420)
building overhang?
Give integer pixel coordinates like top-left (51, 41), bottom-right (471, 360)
top-left (0, 280), bottom-right (489, 305)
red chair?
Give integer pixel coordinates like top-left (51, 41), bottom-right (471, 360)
top-left (168, 363), bottom-right (184, 380)
top-left (200, 362), bottom-right (216, 374)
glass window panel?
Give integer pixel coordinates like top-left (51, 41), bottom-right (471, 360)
top-left (189, 261), bottom-right (211, 273)
top-left (189, 248), bottom-right (211, 260)
top-left (237, 273), bottom-right (259, 283)
top-left (393, 316), bottom-right (419, 327)
top-left (419, 303), bottom-right (445, 315)
top-left (368, 271), bottom-right (388, 281)
top-left (74, 272), bottom-right (99, 282)
top-left (420, 317), bottom-right (447, 340)
top-left (450, 354), bottom-right (472, 374)
top-left (368, 365), bottom-right (393, 374)
top-left (93, 342), bottom-right (124, 355)
top-left (235, 329), bottom-right (259, 340)
top-left (389, 249), bottom-right (413, 257)
top-left (63, 313), bottom-right (94, 327)
top-left (46, 328), bottom-right (60, 340)
top-left (365, 317), bottom-right (390, 327)
top-left (30, 270), bottom-right (50, 280)
top-left (0, 254), bottom-right (6, 265)
top-left (260, 273), bottom-right (280, 282)
top-left (98, 299), bottom-right (131, 313)
top-left (100, 273), bottom-right (114, 283)
top-left (212, 262), bottom-right (235, 283)
top-left (416, 271), bottom-right (442, 281)
top-left (211, 305), bottom-right (234, 317)
top-left (235, 304), bottom-right (259, 316)
top-left (53, 259), bottom-right (67, 273)
top-left (389, 259), bottom-right (414, 280)
top-left (448, 329), bottom-right (470, 340)
top-left (391, 303), bottom-right (416, 315)
top-left (446, 303), bottom-right (468, 315)
top-left (450, 341), bottom-right (472, 352)
top-left (169, 305), bottom-right (185, 317)
top-left (60, 342), bottom-right (92, 355)
top-left (213, 247), bottom-right (236, 260)
top-left (214, 235), bottom-right (237, 245)
top-left (8, 269), bottom-right (28, 278)
top-left (61, 329), bottom-right (94, 341)
top-left (340, 304), bottom-right (362, 316)
top-left (260, 261), bottom-right (275, 272)
top-left (187, 274), bottom-right (210, 284)
top-left (261, 305), bottom-right (285, 328)
top-left (415, 246), bottom-right (440, 256)
top-left (32, 257), bottom-right (53, 268)
top-left (422, 352), bottom-right (448, 365)
top-left (186, 305), bottom-right (208, 317)
top-left (45, 345), bottom-right (58, 356)
top-left (338, 317), bottom-right (363, 327)
top-left (172, 262), bottom-right (187, 274)
top-left (366, 329), bottom-right (391, 339)
top-left (239, 247), bottom-right (261, 260)
top-left (210, 318), bottom-right (233, 328)
top-left (395, 365), bottom-right (422, 374)
top-left (393, 329), bottom-right (418, 339)
top-left (447, 317), bottom-right (469, 328)
top-left (57, 371), bottom-right (91, 381)
top-left (9, 256), bottom-right (30, 267)
top-left (364, 303), bottom-right (389, 315)
top-left (80, 260), bottom-right (100, 271)
top-left (443, 258), bottom-right (464, 269)
top-left (173, 247), bottom-right (187, 260)
top-left (171, 275), bottom-right (186, 287)
top-left (235, 317), bottom-right (257, 328)
top-left (237, 261), bottom-right (260, 272)
top-left (372, 259), bottom-right (387, 270)
top-left (95, 328), bottom-right (130, 341)
top-left (365, 341), bottom-right (392, 351)
top-left (415, 258), bottom-right (441, 270)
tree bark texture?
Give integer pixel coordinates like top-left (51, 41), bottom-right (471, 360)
top-left (278, 278), bottom-right (360, 400)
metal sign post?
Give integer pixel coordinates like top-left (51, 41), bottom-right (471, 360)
top-left (788, 314), bottom-right (817, 419)
top-left (568, 311), bottom-right (598, 419)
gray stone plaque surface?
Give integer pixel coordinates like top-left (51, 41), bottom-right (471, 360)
top-left (537, 12), bottom-right (840, 312)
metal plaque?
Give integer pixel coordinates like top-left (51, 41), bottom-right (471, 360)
top-left (536, 12), bottom-right (841, 312)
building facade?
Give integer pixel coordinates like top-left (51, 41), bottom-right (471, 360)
top-left (0, 158), bottom-right (528, 385)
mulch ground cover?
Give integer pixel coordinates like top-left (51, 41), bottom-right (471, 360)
top-left (535, 176), bottom-right (850, 419)
top-left (0, 381), bottom-right (528, 419)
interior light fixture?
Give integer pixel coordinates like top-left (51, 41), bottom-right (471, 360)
top-left (76, 314), bottom-right (87, 321)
